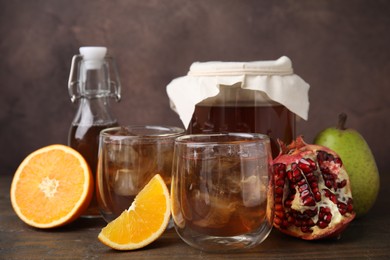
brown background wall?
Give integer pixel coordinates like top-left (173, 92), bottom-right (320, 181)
top-left (0, 0), bottom-right (389, 177)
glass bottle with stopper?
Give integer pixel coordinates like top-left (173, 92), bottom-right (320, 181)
top-left (68, 46), bottom-right (121, 217)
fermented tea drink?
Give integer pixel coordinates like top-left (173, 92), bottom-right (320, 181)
top-left (166, 57), bottom-right (310, 158)
top-left (171, 133), bottom-right (274, 251)
top-left (96, 126), bottom-right (184, 222)
top-left (179, 148), bottom-right (268, 236)
top-left (188, 101), bottom-right (295, 157)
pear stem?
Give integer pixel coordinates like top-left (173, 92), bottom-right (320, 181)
top-left (337, 113), bottom-right (347, 130)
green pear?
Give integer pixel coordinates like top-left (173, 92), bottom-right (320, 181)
top-left (314, 113), bottom-right (380, 217)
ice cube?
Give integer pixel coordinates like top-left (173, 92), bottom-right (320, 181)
top-left (113, 169), bottom-right (140, 196)
top-left (193, 192), bottom-right (238, 229)
top-left (241, 175), bottom-right (267, 207)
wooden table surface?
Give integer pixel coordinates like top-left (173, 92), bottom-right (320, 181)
top-left (1, 173), bottom-right (389, 260)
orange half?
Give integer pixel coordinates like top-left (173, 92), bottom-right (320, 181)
top-left (10, 144), bottom-right (93, 228)
top-left (98, 174), bottom-right (170, 250)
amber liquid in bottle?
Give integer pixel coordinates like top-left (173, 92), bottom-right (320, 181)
top-left (69, 122), bottom-right (118, 216)
top-left (187, 104), bottom-right (295, 157)
top-left (68, 46), bottom-right (121, 218)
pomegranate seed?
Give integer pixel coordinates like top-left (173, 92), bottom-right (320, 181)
top-left (323, 173), bottom-right (333, 180)
top-left (298, 159), bottom-right (312, 173)
top-left (309, 158), bottom-right (317, 168)
top-left (338, 202), bottom-right (348, 215)
top-left (347, 199), bottom-right (354, 213)
top-left (325, 180), bottom-right (333, 189)
top-left (287, 170), bottom-right (293, 181)
top-left (273, 163), bottom-right (286, 176)
top-left (276, 179), bottom-right (285, 187)
top-left (291, 163), bottom-right (298, 170)
top-left (333, 157), bottom-right (343, 166)
top-left (297, 178), bottom-right (306, 186)
top-left (282, 220), bottom-right (289, 228)
top-left (302, 196), bottom-right (316, 206)
top-left (275, 210), bottom-right (284, 218)
top-left (275, 186), bottom-right (284, 195)
top-left (307, 177), bottom-right (316, 184)
top-left (295, 220), bottom-right (302, 227)
top-left (337, 180), bottom-right (347, 188)
top-left (324, 213), bottom-right (332, 223)
top-left (314, 192), bottom-right (322, 201)
top-left (298, 184), bottom-right (309, 192)
top-left (305, 172), bottom-right (315, 182)
top-left (323, 189), bottom-right (330, 197)
top-left (275, 204), bottom-right (284, 211)
top-left (306, 219), bottom-right (315, 227)
top-left (324, 190), bottom-right (338, 204)
top-left (317, 220), bottom-right (329, 229)
top-left (291, 169), bottom-right (302, 182)
top-left (284, 200), bottom-right (292, 208)
top-left (304, 209), bottom-right (318, 217)
top-left (326, 153), bottom-right (335, 161)
top-left (274, 216), bottom-right (282, 225)
top-left (317, 151), bottom-right (328, 162)
top-left (300, 189), bottom-right (310, 198)
top-left (329, 195), bottom-right (337, 204)
top-left (301, 226), bottom-right (313, 233)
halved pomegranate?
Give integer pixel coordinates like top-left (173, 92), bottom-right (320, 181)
top-left (273, 136), bottom-right (355, 240)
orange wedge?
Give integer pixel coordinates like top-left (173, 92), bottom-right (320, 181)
top-left (98, 174), bottom-right (170, 250)
top-left (10, 144), bottom-right (93, 228)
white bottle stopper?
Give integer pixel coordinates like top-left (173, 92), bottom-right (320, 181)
top-left (79, 46), bottom-right (107, 70)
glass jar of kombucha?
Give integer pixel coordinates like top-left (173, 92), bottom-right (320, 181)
top-left (167, 56), bottom-right (310, 157)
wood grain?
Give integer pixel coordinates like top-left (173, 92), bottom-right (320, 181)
top-left (1, 174), bottom-right (389, 259)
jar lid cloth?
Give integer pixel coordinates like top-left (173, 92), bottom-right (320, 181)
top-left (166, 56), bottom-right (310, 129)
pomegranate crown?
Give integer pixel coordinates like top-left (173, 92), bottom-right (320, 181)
top-left (277, 136), bottom-right (308, 156)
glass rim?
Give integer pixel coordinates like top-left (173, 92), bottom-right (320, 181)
top-left (100, 125), bottom-right (185, 139)
top-left (175, 132), bottom-right (270, 145)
